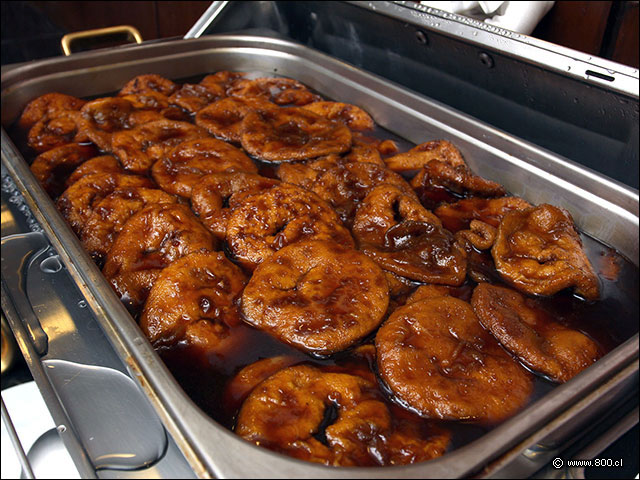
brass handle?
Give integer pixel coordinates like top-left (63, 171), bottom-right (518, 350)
top-left (60, 25), bottom-right (143, 56)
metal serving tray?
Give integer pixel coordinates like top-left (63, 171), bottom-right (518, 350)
top-left (1, 36), bottom-right (638, 478)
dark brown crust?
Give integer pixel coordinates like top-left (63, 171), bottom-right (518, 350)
top-left (118, 74), bottom-right (178, 97)
top-left (435, 196), bottom-right (532, 233)
top-left (190, 172), bottom-right (279, 239)
top-left (81, 187), bottom-right (178, 263)
top-left (311, 162), bottom-right (416, 225)
top-left (56, 172), bottom-right (154, 234)
top-left (226, 183), bottom-right (354, 271)
top-left (376, 297), bottom-right (533, 423)
top-left (236, 364), bottom-right (450, 466)
top-left (301, 102), bottom-right (374, 131)
top-left (385, 140), bottom-right (465, 172)
top-left (30, 143), bottom-right (98, 197)
top-left (27, 111), bottom-right (82, 153)
top-left (492, 204), bottom-right (600, 300)
top-left (471, 283), bottom-right (601, 382)
top-left (228, 77), bottom-right (321, 106)
top-left (111, 119), bottom-right (208, 174)
top-left (140, 251), bottom-right (247, 350)
top-left (102, 203), bottom-right (216, 313)
top-left (240, 108), bottom-right (352, 162)
top-left (151, 137), bottom-right (257, 198)
top-left (195, 96), bottom-right (277, 143)
top-left (241, 240), bottom-right (388, 355)
top-left (18, 93), bottom-right (86, 131)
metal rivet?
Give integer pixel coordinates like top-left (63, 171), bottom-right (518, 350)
top-left (479, 52), bottom-right (494, 68)
top-left (415, 30), bottom-right (428, 45)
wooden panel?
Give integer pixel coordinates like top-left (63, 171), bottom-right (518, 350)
top-left (612, 3), bottom-right (639, 67)
top-left (155, 1), bottom-right (211, 38)
top-left (29, 1), bottom-right (159, 41)
top-left (532, 1), bottom-right (612, 56)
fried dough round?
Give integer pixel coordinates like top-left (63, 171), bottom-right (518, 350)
top-left (120, 91), bottom-right (169, 111)
top-left (27, 111), bottom-right (82, 153)
top-left (311, 161), bottom-right (416, 225)
top-left (228, 77), bottom-right (321, 106)
top-left (102, 203), bottom-right (215, 313)
top-left (226, 183), bottom-right (354, 270)
top-left (301, 101), bottom-right (374, 131)
top-left (30, 143), bottom-right (97, 197)
top-left (352, 184), bottom-right (441, 246)
top-left (140, 251), bottom-right (247, 351)
top-left (151, 137), bottom-right (256, 198)
top-left (360, 220), bottom-right (467, 285)
top-left (471, 283), bottom-right (601, 382)
top-left (18, 93), bottom-right (85, 131)
top-left (384, 140), bottom-right (465, 172)
top-left (343, 139), bottom-right (385, 165)
top-left (276, 146), bottom-right (384, 193)
top-left (195, 96), bottom-right (277, 143)
top-left (241, 240), bottom-right (388, 355)
top-left (435, 196), bottom-right (532, 233)
top-left (222, 355), bottom-right (301, 415)
top-left (66, 155), bottom-right (123, 187)
top-left (191, 171), bottom-right (279, 239)
top-left (168, 83), bottom-right (223, 114)
top-left (492, 204), bottom-right (600, 300)
top-left (199, 71), bottom-right (246, 92)
top-left (376, 297), bottom-right (533, 423)
top-left (81, 187), bottom-right (177, 263)
top-left (236, 364), bottom-right (450, 466)
top-left (240, 107), bottom-right (352, 162)
top-left (351, 184), bottom-right (465, 283)
top-left (56, 172), bottom-right (153, 234)
top-left (410, 161), bottom-right (506, 209)
top-left (75, 97), bottom-right (135, 152)
top-left (111, 119), bottom-right (208, 174)
top-left (118, 74), bottom-right (177, 97)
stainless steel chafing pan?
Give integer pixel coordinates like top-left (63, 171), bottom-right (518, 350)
top-left (1, 35), bottom-right (638, 478)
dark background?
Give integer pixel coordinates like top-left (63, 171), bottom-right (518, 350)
top-left (1, 1), bottom-right (638, 67)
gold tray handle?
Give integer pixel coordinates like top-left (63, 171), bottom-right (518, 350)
top-left (61, 25), bottom-right (143, 56)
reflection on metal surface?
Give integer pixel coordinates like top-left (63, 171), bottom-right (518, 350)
top-left (39, 256), bottom-right (63, 274)
top-left (1, 232), bottom-right (51, 355)
top-left (523, 443), bottom-right (556, 460)
top-left (43, 359), bottom-right (167, 470)
top-left (23, 428), bottom-right (79, 479)
top-left (1, 312), bottom-right (16, 374)
top-left (1, 202), bottom-right (17, 234)
top-left (28, 249), bottom-right (80, 341)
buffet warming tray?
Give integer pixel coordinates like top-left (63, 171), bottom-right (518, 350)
top-left (1, 35), bottom-right (638, 478)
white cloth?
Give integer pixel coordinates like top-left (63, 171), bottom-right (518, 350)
top-left (420, 1), bottom-right (555, 34)
top-left (1, 381), bottom-right (80, 479)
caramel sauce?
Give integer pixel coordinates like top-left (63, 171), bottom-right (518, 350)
top-left (158, 230), bottom-right (637, 451)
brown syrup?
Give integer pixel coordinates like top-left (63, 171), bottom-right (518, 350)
top-left (9, 75), bottom-right (639, 464)
top-left (159, 230), bottom-right (638, 453)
